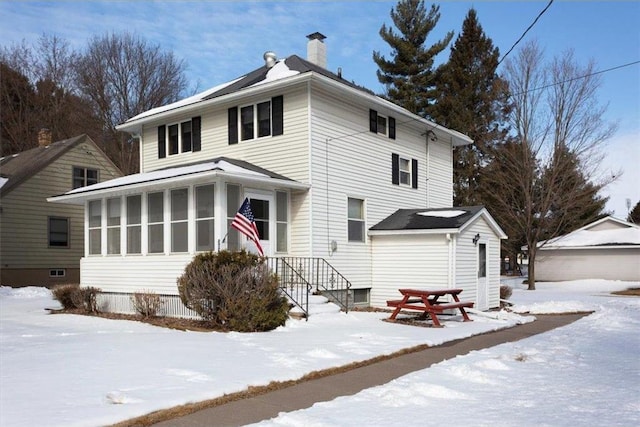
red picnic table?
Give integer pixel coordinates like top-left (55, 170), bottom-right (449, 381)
top-left (386, 288), bottom-right (474, 327)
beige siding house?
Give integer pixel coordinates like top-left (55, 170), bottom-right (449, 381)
top-left (49, 34), bottom-right (506, 316)
top-left (1, 133), bottom-right (122, 286)
top-left (535, 216), bottom-right (640, 282)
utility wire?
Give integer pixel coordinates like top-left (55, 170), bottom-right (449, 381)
top-left (510, 60), bottom-right (640, 97)
top-left (498, 0), bottom-right (554, 67)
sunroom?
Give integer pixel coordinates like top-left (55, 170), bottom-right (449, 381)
top-left (48, 157), bottom-right (309, 311)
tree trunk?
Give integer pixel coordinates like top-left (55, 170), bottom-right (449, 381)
top-left (527, 247), bottom-right (536, 290)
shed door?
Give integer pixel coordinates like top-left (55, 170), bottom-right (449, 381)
top-left (477, 242), bottom-right (489, 310)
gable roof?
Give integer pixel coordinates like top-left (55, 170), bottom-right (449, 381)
top-left (48, 156), bottom-right (308, 204)
top-left (0, 135), bottom-right (111, 196)
top-left (538, 216), bottom-right (640, 249)
top-left (369, 206), bottom-right (507, 238)
top-left (116, 54), bottom-right (472, 147)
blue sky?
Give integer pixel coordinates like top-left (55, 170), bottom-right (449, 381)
top-left (1, 1), bottom-right (639, 217)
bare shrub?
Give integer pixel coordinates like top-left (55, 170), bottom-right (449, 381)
top-left (51, 284), bottom-right (80, 309)
top-left (71, 286), bottom-right (101, 313)
top-left (177, 250), bottom-right (289, 331)
top-left (500, 284), bottom-right (514, 308)
top-left (131, 291), bottom-right (164, 317)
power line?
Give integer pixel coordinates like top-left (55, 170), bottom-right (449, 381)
top-left (498, 0), bottom-right (554, 67)
top-left (510, 60), bottom-right (640, 97)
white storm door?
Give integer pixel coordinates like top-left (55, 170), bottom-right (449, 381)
top-left (245, 192), bottom-right (274, 257)
top-left (477, 242), bottom-right (489, 310)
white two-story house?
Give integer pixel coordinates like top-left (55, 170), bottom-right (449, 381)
top-left (49, 34), bottom-right (506, 317)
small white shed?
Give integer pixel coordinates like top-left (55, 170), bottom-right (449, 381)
top-left (535, 216), bottom-right (640, 282)
top-left (368, 206), bottom-right (507, 311)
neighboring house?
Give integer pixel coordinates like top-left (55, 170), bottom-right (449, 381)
top-left (1, 132), bottom-right (122, 287)
top-left (534, 216), bottom-right (640, 282)
top-left (48, 34), bottom-right (506, 316)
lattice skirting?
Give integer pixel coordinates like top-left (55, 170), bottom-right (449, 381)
top-left (97, 292), bottom-right (201, 319)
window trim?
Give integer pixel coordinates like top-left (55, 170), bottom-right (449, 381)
top-left (72, 166), bottom-right (99, 189)
top-left (158, 117), bottom-right (201, 158)
top-left (229, 96), bottom-right (283, 145)
top-left (347, 197), bottom-right (366, 243)
top-left (369, 109), bottom-right (396, 139)
top-left (49, 269), bottom-right (66, 278)
top-left (48, 216), bottom-right (70, 248)
top-left (392, 153), bottom-right (418, 189)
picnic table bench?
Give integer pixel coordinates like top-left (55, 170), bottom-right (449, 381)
top-left (386, 288), bottom-right (474, 327)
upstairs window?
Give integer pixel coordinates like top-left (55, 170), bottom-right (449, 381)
top-left (369, 109), bottom-right (395, 139)
top-left (158, 116), bottom-right (201, 158)
top-left (391, 153), bottom-right (418, 189)
top-left (73, 167), bottom-right (98, 189)
top-left (229, 96), bottom-right (283, 144)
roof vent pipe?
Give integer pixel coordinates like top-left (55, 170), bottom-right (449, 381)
top-left (264, 51), bottom-right (277, 69)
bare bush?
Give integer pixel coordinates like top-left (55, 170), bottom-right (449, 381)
top-left (71, 287), bottom-right (101, 313)
top-left (51, 284), bottom-right (80, 309)
top-left (131, 291), bottom-right (164, 317)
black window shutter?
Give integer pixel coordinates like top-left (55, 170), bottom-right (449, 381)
top-left (389, 117), bottom-right (396, 139)
top-left (192, 116), bottom-right (201, 152)
top-left (412, 158), bottom-right (418, 189)
top-left (272, 95), bottom-right (283, 136)
top-left (369, 109), bottom-right (378, 133)
top-left (228, 107), bottom-right (238, 145)
top-left (157, 125), bottom-right (166, 158)
top-left (391, 153), bottom-right (399, 185)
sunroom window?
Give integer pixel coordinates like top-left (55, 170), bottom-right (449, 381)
top-left (196, 185), bottom-right (215, 251)
top-left (88, 200), bottom-right (102, 255)
top-left (147, 192), bottom-right (164, 253)
top-left (171, 188), bottom-right (188, 253)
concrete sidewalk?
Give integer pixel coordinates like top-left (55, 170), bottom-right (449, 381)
top-left (151, 313), bottom-right (586, 427)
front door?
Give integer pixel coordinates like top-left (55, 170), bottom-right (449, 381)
top-left (245, 192), bottom-right (273, 257)
top-left (476, 242), bottom-right (489, 310)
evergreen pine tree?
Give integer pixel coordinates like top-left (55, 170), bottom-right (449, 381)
top-left (430, 8), bottom-right (511, 206)
top-left (628, 201), bottom-right (640, 224)
top-left (373, 0), bottom-right (453, 117)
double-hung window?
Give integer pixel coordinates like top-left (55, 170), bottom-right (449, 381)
top-left (126, 195), bottom-right (142, 254)
top-left (88, 200), bottom-right (102, 255)
top-left (48, 217), bottom-right (69, 248)
top-left (276, 191), bottom-right (288, 253)
top-left (107, 198), bottom-right (121, 254)
top-left (392, 153), bottom-right (418, 189)
top-left (196, 185), bottom-right (215, 251)
top-left (158, 117), bottom-right (201, 158)
top-left (228, 96), bottom-right (283, 144)
top-left (347, 198), bottom-right (365, 243)
top-left (148, 192), bottom-right (164, 253)
top-left (171, 188), bottom-right (188, 253)
top-left (73, 167), bottom-right (98, 189)
top-left (369, 109), bottom-right (396, 139)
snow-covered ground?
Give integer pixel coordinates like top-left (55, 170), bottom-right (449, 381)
top-left (0, 279), bottom-right (638, 427)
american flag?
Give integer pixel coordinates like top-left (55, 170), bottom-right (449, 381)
top-left (231, 198), bottom-right (264, 256)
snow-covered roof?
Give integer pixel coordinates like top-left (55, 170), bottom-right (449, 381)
top-left (48, 157), bottom-right (308, 204)
top-left (115, 54), bottom-right (472, 147)
top-left (540, 227), bottom-right (640, 249)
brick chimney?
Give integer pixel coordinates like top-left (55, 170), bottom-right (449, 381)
top-left (306, 32), bottom-right (327, 68)
top-left (38, 128), bottom-right (52, 147)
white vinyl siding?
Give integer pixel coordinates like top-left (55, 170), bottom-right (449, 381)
top-left (141, 86), bottom-right (309, 183)
top-left (536, 248), bottom-right (640, 282)
top-left (427, 139), bottom-right (453, 207)
top-left (370, 234), bottom-right (450, 307)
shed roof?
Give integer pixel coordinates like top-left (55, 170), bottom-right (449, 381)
top-left (369, 206), bottom-right (507, 239)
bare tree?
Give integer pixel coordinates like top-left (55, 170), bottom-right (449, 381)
top-left (485, 41), bottom-right (617, 289)
top-left (1, 35), bottom-right (101, 154)
top-left (75, 32), bottom-right (188, 174)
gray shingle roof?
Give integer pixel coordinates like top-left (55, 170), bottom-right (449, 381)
top-left (203, 54), bottom-right (373, 100)
top-left (0, 135), bottom-right (89, 196)
top-left (370, 206), bottom-right (485, 231)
